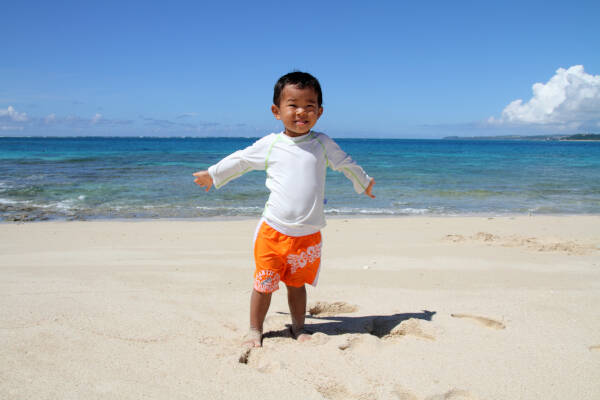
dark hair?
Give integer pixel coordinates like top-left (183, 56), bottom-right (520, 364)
top-left (273, 71), bottom-right (323, 107)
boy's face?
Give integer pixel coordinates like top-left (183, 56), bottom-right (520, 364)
top-left (271, 84), bottom-right (323, 137)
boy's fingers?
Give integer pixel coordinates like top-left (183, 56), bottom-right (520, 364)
top-left (193, 176), bottom-right (212, 191)
top-left (365, 179), bottom-right (375, 198)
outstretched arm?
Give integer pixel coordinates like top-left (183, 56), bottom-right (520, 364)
top-left (364, 178), bottom-right (375, 199)
top-left (203, 135), bottom-right (273, 190)
top-left (320, 134), bottom-right (373, 195)
top-left (193, 170), bottom-right (213, 192)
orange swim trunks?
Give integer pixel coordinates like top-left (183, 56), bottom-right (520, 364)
top-left (253, 221), bottom-right (322, 293)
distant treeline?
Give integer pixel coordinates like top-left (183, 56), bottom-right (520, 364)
top-left (444, 133), bottom-right (600, 141)
top-left (563, 133), bottom-right (600, 141)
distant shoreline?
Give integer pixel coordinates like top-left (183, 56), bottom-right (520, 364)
top-left (443, 133), bottom-right (600, 141)
top-left (2, 134), bottom-right (600, 141)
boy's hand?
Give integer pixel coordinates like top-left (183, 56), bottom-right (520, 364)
top-left (193, 170), bottom-right (213, 192)
top-left (364, 178), bottom-right (375, 199)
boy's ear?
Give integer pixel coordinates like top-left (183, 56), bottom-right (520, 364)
top-left (318, 106), bottom-right (323, 118)
top-left (271, 104), bottom-right (281, 120)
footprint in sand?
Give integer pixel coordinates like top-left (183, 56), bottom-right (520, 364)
top-left (473, 232), bottom-right (499, 242)
top-left (238, 347), bottom-right (253, 364)
top-left (444, 234), bottom-right (466, 243)
top-left (309, 301), bottom-right (358, 317)
top-left (392, 384), bottom-right (420, 399)
top-left (393, 386), bottom-right (479, 400)
top-left (221, 322), bottom-right (239, 332)
top-left (426, 389), bottom-right (479, 400)
top-left (451, 313), bottom-right (505, 330)
top-left (337, 336), bottom-right (360, 351)
top-left (444, 232), bottom-right (499, 243)
top-left (315, 380), bottom-right (353, 400)
top-left (383, 318), bottom-right (435, 341)
top-left (447, 231), bottom-right (596, 255)
top-left (256, 359), bottom-right (283, 373)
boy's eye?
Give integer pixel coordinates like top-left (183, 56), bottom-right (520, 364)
top-left (288, 104), bottom-right (314, 109)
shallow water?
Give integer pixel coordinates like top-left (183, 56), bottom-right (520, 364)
top-left (1, 136), bottom-right (599, 221)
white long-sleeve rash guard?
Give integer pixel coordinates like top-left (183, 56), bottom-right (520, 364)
top-left (208, 131), bottom-right (372, 236)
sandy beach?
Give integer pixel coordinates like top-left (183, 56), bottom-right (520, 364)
top-left (1, 216), bottom-right (599, 399)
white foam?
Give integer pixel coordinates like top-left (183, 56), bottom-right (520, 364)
top-left (141, 204), bottom-right (182, 210)
top-left (194, 206), bottom-right (263, 212)
top-left (0, 198), bottom-right (36, 206)
top-left (0, 198), bottom-right (21, 205)
top-left (31, 198), bottom-right (82, 211)
top-left (54, 200), bottom-right (76, 211)
top-left (397, 207), bottom-right (430, 215)
top-left (325, 207), bottom-right (432, 216)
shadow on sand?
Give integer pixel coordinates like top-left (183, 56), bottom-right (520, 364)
top-left (264, 310), bottom-right (436, 339)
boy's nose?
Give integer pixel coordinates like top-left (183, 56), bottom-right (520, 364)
top-left (296, 107), bottom-right (306, 115)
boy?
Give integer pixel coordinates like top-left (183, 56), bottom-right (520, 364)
top-left (193, 71), bottom-right (375, 348)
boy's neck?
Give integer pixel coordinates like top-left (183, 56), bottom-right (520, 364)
top-left (283, 129), bottom-right (311, 138)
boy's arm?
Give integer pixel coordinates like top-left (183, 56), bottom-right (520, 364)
top-left (200, 135), bottom-right (272, 189)
top-left (320, 134), bottom-right (374, 196)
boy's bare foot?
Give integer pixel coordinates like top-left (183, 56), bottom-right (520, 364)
top-left (290, 325), bottom-right (313, 342)
top-left (242, 328), bottom-right (263, 348)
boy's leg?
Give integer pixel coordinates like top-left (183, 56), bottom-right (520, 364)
top-left (286, 284), bottom-right (311, 342)
top-left (244, 289), bottom-right (272, 348)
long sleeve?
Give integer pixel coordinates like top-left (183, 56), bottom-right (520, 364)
top-left (320, 134), bottom-right (371, 194)
top-left (207, 134), bottom-right (273, 189)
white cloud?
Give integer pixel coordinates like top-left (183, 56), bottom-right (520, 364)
top-left (143, 116), bottom-right (219, 131)
top-left (1, 125), bottom-right (24, 131)
top-left (489, 65), bottom-right (600, 130)
top-left (0, 107), bottom-right (135, 135)
top-left (91, 113), bottom-right (102, 124)
top-left (0, 106), bottom-right (28, 122)
top-left (176, 112), bottom-right (199, 119)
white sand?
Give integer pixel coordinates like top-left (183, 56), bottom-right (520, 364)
top-left (1, 216), bottom-right (599, 399)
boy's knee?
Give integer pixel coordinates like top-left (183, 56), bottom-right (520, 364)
top-left (252, 288), bottom-right (273, 298)
top-left (286, 284), bottom-right (306, 292)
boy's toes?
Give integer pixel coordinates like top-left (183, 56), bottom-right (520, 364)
top-left (242, 337), bottom-right (262, 348)
top-left (297, 332), bottom-right (312, 342)
top-left (290, 325), bottom-right (313, 342)
top-left (242, 328), bottom-right (263, 348)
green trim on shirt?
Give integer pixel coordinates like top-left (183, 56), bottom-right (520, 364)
top-left (313, 134), bottom-right (331, 169)
top-left (293, 131), bottom-right (315, 143)
top-left (265, 134), bottom-right (283, 171)
top-left (342, 167), bottom-right (367, 191)
top-left (215, 167), bottom-right (252, 189)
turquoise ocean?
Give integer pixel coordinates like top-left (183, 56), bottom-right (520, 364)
top-left (1, 136), bottom-right (599, 221)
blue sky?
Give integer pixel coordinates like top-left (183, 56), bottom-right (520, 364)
top-left (1, 1), bottom-right (599, 138)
